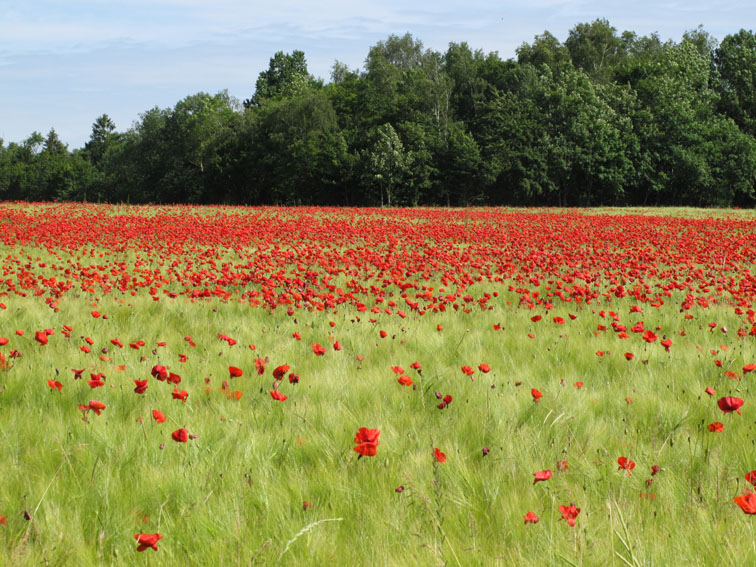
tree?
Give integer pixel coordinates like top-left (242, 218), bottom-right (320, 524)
top-left (565, 19), bottom-right (627, 82)
top-left (714, 29), bottom-right (756, 136)
top-left (84, 114), bottom-right (117, 166)
top-left (244, 50), bottom-right (318, 108)
top-left (363, 123), bottom-right (410, 207)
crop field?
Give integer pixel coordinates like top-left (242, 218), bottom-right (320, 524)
top-left (0, 203), bottom-right (755, 566)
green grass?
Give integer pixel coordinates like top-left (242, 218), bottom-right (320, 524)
top-left (0, 287), bottom-right (753, 566)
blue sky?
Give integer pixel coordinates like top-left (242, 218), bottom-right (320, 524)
top-left (1, 0), bottom-right (754, 148)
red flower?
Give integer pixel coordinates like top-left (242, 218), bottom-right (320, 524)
top-left (172, 428), bottom-right (189, 443)
top-left (151, 365), bottom-right (168, 381)
top-left (270, 390), bottom-right (287, 402)
top-left (172, 388), bottom-right (188, 403)
top-left (134, 533), bottom-right (163, 552)
top-left (34, 331), bottom-right (48, 345)
top-left (461, 366), bottom-right (474, 376)
top-left (651, 465), bottom-right (660, 476)
top-left (745, 471), bottom-right (756, 486)
top-left (353, 427), bottom-right (380, 458)
top-left (553, 316), bottom-right (565, 325)
top-left (47, 379), bottom-right (63, 392)
top-left (255, 358), bottom-right (266, 374)
top-left (617, 456), bottom-right (635, 475)
top-left (744, 364), bottom-right (756, 374)
top-left (433, 448), bottom-right (447, 463)
top-left (533, 470), bottom-right (552, 484)
top-left (379, 330), bottom-right (388, 338)
top-left (87, 400), bottom-right (106, 416)
top-left (718, 396), bottom-right (744, 415)
top-left (531, 388), bottom-right (543, 402)
top-left (624, 353), bottom-right (634, 361)
top-left (228, 366), bottom-right (243, 378)
top-left (642, 330), bottom-right (658, 343)
top-left (312, 344), bottom-right (326, 356)
top-left (288, 373), bottom-right (300, 384)
top-left (273, 365), bottom-right (290, 379)
top-left (708, 422), bottom-right (724, 432)
top-left (558, 503), bottom-right (581, 526)
top-left (557, 460), bottom-right (569, 472)
top-left (734, 491), bottom-right (756, 514)
top-left (574, 381), bottom-right (584, 389)
top-left (397, 375), bottom-right (413, 386)
top-left (152, 410), bottom-right (166, 424)
top-left (478, 364), bottom-right (491, 373)
top-left (524, 511), bottom-right (539, 524)
top-left (705, 387), bottom-right (715, 397)
top-left (134, 379), bottom-right (148, 394)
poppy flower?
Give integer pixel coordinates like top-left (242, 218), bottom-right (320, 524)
top-left (558, 503), bottom-right (580, 526)
top-left (178, 354), bottom-right (187, 363)
top-left (292, 332), bottom-right (301, 340)
top-left (134, 533), bottom-right (163, 552)
top-left (718, 396), bottom-right (744, 415)
top-left (734, 491), bottom-right (756, 514)
top-left (397, 375), bottom-right (413, 386)
top-left (553, 316), bottom-right (565, 325)
top-left (272, 365), bottom-right (290, 380)
top-left (642, 330), bottom-right (658, 343)
top-left (34, 331), bottom-right (48, 345)
top-left (0, 516), bottom-right (6, 525)
top-left (134, 380), bottom-right (148, 394)
top-left (744, 364), bottom-right (756, 374)
top-left (705, 387), bottom-right (715, 397)
top-left (171, 428), bottom-right (189, 442)
top-left (745, 471), bottom-right (756, 486)
top-left (557, 460), bottom-right (569, 472)
top-left (617, 456), bottom-right (635, 475)
top-left (151, 365), bottom-right (168, 381)
top-left (433, 448), bottom-right (447, 463)
top-left (461, 366), bottom-right (474, 376)
top-left (88, 377), bottom-right (105, 388)
top-left (255, 358), bottom-right (266, 374)
top-left (172, 388), bottom-right (188, 403)
top-left (708, 422), bottom-right (724, 432)
top-left (87, 400), bottom-right (106, 415)
top-left (353, 427), bottom-right (380, 458)
top-left (333, 341), bottom-right (342, 351)
top-left (312, 344), bottom-right (326, 356)
top-left (531, 315), bottom-right (542, 323)
top-left (47, 379), bottom-right (63, 392)
top-left (288, 373), bottom-right (300, 384)
top-left (410, 361), bottom-right (422, 371)
top-left (379, 330), bottom-right (388, 338)
top-left (167, 372), bottom-right (181, 384)
top-left (574, 381), bottom-right (584, 389)
top-left (228, 366), bottom-right (243, 378)
top-left (624, 353), bottom-right (634, 361)
top-left (478, 364), bottom-right (491, 373)
top-left (531, 389), bottom-right (543, 402)
top-left (152, 410), bottom-right (166, 424)
top-left (533, 470), bottom-right (552, 484)
top-left (524, 511), bottom-right (539, 524)
top-left (270, 390), bottom-right (287, 402)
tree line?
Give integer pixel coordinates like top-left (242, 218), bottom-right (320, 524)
top-left (2, 21), bottom-right (756, 207)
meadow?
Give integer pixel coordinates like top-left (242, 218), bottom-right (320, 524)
top-left (0, 203), bottom-right (755, 566)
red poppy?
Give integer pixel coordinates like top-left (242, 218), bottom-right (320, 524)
top-left (134, 380), bottom-right (148, 394)
top-left (270, 390), bottom-right (287, 402)
top-left (524, 511), bottom-right (539, 524)
top-left (255, 358), bottom-right (266, 374)
top-left (288, 373), bottom-right (300, 384)
top-left (708, 422), bottom-right (724, 432)
top-left (47, 379), bottom-right (63, 392)
top-left (178, 354), bottom-right (187, 363)
top-left (574, 381), bottom-right (584, 389)
top-left (433, 448), bottom-right (447, 463)
top-left (333, 341), bottom-right (341, 351)
top-left (172, 388), bottom-right (188, 403)
top-left (745, 471), bottom-right (756, 486)
top-left (557, 460), bottom-right (569, 472)
top-left (558, 503), bottom-right (580, 526)
top-left (533, 470), bottom-right (552, 484)
top-left (353, 427), bottom-right (380, 458)
top-left (744, 364), bottom-right (756, 374)
top-left (87, 400), bottom-right (106, 416)
top-left (152, 410), bottom-right (166, 424)
top-left (312, 344), bottom-right (326, 356)
top-left (531, 388), bottom-right (543, 402)
top-left (228, 366), bottom-right (243, 378)
top-left (134, 533), bottom-right (163, 552)
top-left (651, 465), bottom-right (660, 476)
top-left (379, 330), bottom-right (388, 338)
top-left (461, 366), bottom-right (474, 376)
top-left (34, 331), bottom-right (48, 345)
top-left (553, 316), bottom-right (565, 325)
top-left (617, 456), bottom-right (635, 475)
top-left (167, 372), bottom-right (181, 384)
top-left (734, 491), bottom-right (756, 514)
top-left (172, 428), bottom-right (188, 443)
top-left (642, 330), bottom-right (658, 343)
top-left (478, 364), bottom-right (491, 373)
top-left (151, 365), bottom-right (168, 381)
top-left (531, 315), bottom-right (542, 322)
top-left (718, 396), bottom-right (744, 415)
top-left (397, 375), bottom-right (413, 386)
top-left (705, 387), bottom-right (715, 397)
top-left (272, 365), bottom-right (290, 379)
top-left (624, 353), bottom-right (634, 361)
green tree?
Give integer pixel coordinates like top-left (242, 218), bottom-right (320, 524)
top-left (714, 29), bottom-right (756, 136)
top-left (363, 123), bottom-right (410, 207)
top-left (244, 50), bottom-right (319, 108)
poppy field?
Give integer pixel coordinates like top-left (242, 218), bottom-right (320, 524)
top-left (1, 203), bottom-right (756, 566)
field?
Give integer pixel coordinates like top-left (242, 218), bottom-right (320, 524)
top-left (0, 203), bottom-right (755, 566)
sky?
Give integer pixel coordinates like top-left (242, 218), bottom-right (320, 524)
top-left (1, 0), bottom-right (754, 149)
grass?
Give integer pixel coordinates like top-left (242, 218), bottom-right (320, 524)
top-left (0, 205), bottom-right (754, 565)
